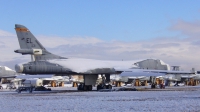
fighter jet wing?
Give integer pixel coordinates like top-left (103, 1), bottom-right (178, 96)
top-left (117, 68), bottom-right (195, 77)
top-left (181, 75), bottom-right (197, 78)
top-left (0, 76), bottom-right (16, 78)
top-left (142, 69), bottom-right (195, 74)
top-left (119, 70), bottom-right (165, 77)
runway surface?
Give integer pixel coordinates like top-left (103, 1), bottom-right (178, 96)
top-left (0, 86), bottom-right (200, 112)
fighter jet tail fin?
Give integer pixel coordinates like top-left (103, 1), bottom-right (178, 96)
top-left (14, 24), bottom-right (67, 61)
top-left (15, 24), bottom-right (45, 50)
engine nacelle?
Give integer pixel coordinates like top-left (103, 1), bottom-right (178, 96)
top-left (15, 61), bottom-right (73, 74)
top-left (14, 49), bottom-right (42, 55)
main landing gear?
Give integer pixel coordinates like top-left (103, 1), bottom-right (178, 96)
top-left (97, 84), bottom-right (112, 91)
top-left (96, 74), bottom-right (112, 91)
top-left (77, 83), bottom-right (93, 91)
top-left (77, 74), bottom-right (112, 91)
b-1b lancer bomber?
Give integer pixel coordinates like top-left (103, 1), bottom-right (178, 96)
top-left (14, 24), bottom-right (195, 91)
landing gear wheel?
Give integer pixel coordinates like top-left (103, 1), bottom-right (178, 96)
top-left (77, 84), bottom-right (84, 91)
top-left (77, 84), bottom-right (81, 90)
top-left (103, 85), bottom-right (107, 89)
top-left (83, 85), bottom-right (88, 91)
top-left (106, 85), bottom-right (112, 89)
top-left (88, 85), bottom-right (92, 91)
top-left (97, 85), bottom-right (101, 91)
top-left (29, 88), bottom-right (33, 93)
top-left (17, 89), bottom-right (21, 93)
top-left (151, 84), bottom-right (156, 88)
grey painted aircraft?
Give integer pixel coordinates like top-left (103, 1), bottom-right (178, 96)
top-left (14, 24), bottom-right (195, 91)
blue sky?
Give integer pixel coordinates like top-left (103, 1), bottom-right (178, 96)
top-left (1, 1), bottom-right (200, 41)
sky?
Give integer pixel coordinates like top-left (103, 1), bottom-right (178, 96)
top-left (0, 1), bottom-right (200, 70)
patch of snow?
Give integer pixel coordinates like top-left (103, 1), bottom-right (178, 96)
top-left (0, 87), bottom-right (200, 111)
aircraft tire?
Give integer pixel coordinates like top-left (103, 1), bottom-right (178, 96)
top-left (88, 85), bottom-right (92, 91)
top-left (151, 84), bottom-right (156, 89)
top-left (106, 85), bottom-right (112, 89)
top-left (78, 84), bottom-right (83, 90)
top-left (77, 85), bottom-right (81, 90)
top-left (83, 85), bottom-right (88, 91)
top-left (103, 85), bottom-right (107, 89)
top-left (29, 88), bottom-right (33, 93)
top-left (97, 85), bottom-right (101, 91)
top-left (17, 89), bottom-right (21, 93)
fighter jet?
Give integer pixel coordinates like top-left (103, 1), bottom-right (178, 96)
top-left (13, 24), bottom-right (196, 91)
top-left (0, 66), bottom-right (17, 78)
top-left (0, 66), bottom-right (18, 86)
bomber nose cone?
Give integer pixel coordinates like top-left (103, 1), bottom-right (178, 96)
top-left (15, 64), bottom-right (24, 73)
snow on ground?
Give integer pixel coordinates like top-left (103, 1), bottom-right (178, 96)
top-left (0, 86), bottom-right (200, 112)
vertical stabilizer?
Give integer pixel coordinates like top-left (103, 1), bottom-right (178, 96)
top-left (14, 24), bottom-right (67, 60)
top-left (15, 24), bottom-right (45, 50)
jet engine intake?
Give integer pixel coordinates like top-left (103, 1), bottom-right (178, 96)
top-left (15, 64), bottom-right (24, 73)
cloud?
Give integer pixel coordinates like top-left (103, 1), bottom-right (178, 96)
top-left (170, 19), bottom-right (200, 38)
top-left (37, 35), bottom-right (103, 48)
top-left (0, 19), bottom-right (200, 71)
top-left (44, 35), bottom-right (200, 71)
top-left (191, 40), bottom-right (200, 46)
top-left (0, 30), bottom-right (15, 37)
top-left (152, 43), bottom-right (180, 48)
